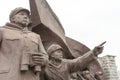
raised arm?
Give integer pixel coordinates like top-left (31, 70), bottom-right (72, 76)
top-left (67, 45), bottom-right (104, 73)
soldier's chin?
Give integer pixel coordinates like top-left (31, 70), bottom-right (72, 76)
top-left (22, 22), bottom-right (29, 27)
top-left (55, 58), bottom-right (62, 62)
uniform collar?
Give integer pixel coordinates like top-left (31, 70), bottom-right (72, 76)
top-left (5, 22), bottom-right (30, 32)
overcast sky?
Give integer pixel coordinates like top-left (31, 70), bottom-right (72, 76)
top-left (0, 0), bottom-right (120, 71)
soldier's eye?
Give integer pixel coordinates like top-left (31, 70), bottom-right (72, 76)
top-left (21, 13), bottom-right (24, 15)
top-left (19, 13), bottom-right (24, 15)
top-left (57, 51), bottom-right (61, 53)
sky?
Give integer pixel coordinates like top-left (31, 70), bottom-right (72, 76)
top-left (0, 0), bottom-right (120, 71)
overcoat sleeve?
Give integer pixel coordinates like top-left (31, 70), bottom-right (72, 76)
top-left (38, 35), bottom-right (48, 63)
top-left (0, 28), bottom-right (3, 43)
top-left (67, 51), bottom-right (96, 73)
top-left (38, 35), bottom-right (47, 54)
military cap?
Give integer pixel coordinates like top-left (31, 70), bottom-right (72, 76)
top-left (9, 7), bottom-right (30, 22)
top-left (47, 43), bottom-right (63, 55)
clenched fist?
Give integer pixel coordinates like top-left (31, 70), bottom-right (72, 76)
top-left (32, 53), bottom-right (48, 66)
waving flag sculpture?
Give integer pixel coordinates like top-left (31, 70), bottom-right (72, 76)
top-left (29, 0), bottom-right (74, 58)
top-left (29, 0), bottom-right (105, 79)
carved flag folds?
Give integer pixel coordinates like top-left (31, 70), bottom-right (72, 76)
top-left (29, 0), bottom-right (105, 79)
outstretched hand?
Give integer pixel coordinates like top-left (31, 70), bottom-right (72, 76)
top-left (93, 46), bottom-right (104, 56)
top-left (93, 41), bottom-right (106, 56)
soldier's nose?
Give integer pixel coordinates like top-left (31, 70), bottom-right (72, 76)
top-left (24, 16), bottom-right (27, 19)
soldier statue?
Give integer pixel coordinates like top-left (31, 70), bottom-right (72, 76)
top-left (33, 43), bottom-right (104, 80)
top-left (0, 7), bottom-right (48, 80)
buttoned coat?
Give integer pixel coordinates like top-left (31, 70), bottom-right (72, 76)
top-left (41, 51), bottom-right (96, 80)
top-left (0, 23), bottom-right (47, 80)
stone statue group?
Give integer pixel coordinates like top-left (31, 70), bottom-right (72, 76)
top-left (0, 1), bottom-right (105, 80)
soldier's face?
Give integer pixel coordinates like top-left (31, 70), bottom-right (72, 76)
top-left (50, 49), bottom-right (63, 60)
top-left (12, 11), bottom-right (30, 27)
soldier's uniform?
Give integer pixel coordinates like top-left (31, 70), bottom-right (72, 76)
top-left (41, 44), bottom-right (97, 80)
top-left (0, 15), bottom-right (47, 80)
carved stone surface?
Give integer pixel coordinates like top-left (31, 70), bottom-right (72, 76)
top-left (0, 0), bottom-right (106, 80)
top-left (40, 43), bottom-right (104, 80)
top-left (29, 0), bottom-right (73, 59)
top-left (0, 7), bottom-right (47, 80)
top-left (29, 0), bottom-right (105, 80)
top-left (66, 37), bottom-right (105, 80)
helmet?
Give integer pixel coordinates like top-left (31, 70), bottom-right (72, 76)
top-left (47, 43), bottom-right (63, 55)
top-left (9, 7), bottom-right (30, 22)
